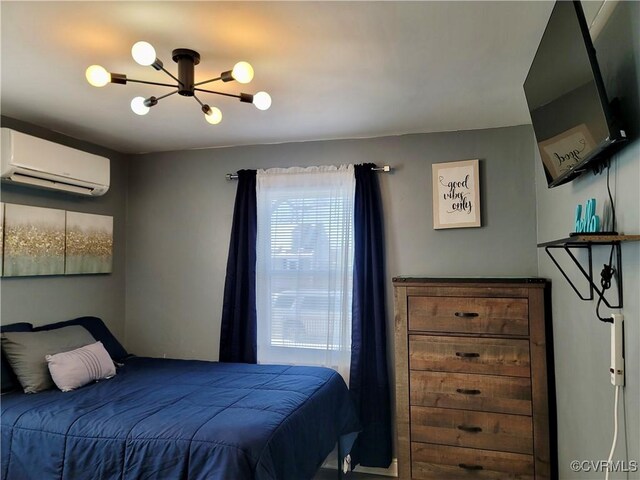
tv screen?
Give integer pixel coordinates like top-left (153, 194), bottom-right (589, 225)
top-left (524, 1), bottom-right (626, 188)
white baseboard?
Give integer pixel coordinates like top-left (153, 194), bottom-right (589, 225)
top-left (321, 457), bottom-right (398, 477)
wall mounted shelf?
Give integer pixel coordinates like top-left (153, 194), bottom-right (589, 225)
top-left (537, 234), bottom-right (640, 309)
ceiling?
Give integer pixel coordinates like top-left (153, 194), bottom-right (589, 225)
top-left (1, 1), bottom-right (603, 154)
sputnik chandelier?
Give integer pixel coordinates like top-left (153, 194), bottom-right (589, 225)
top-left (85, 41), bottom-right (271, 125)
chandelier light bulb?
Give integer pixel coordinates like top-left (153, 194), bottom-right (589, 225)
top-left (131, 41), bottom-right (157, 66)
top-left (131, 96), bottom-right (150, 115)
top-left (231, 61), bottom-right (254, 84)
top-left (253, 91), bottom-right (272, 111)
top-left (85, 65), bottom-right (110, 87)
top-left (204, 106), bottom-right (222, 125)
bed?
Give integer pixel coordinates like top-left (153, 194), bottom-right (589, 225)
top-left (0, 320), bottom-right (360, 480)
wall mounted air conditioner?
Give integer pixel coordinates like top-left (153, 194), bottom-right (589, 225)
top-left (0, 128), bottom-right (110, 196)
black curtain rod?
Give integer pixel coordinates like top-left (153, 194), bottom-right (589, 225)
top-left (225, 165), bottom-right (391, 180)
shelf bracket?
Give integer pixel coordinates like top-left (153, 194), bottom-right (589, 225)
top-left (543, 241), bottom-right (622, 309)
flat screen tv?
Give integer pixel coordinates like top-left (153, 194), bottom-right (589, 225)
top-left (524, 0), bottom-right (627, 188)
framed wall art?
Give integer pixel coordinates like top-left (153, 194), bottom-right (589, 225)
top-left (432, 159), bottom-right (481, 229)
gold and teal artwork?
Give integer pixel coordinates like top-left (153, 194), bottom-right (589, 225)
top-left (3, 204), bottom-right (66, 277)
top-left (0, 203), bottom-right (4, 276)
top-left (65, 212), bottom-right (113, 275)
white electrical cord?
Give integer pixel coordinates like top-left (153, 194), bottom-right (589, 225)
top-left (605, 385), bottom-right (621, 480)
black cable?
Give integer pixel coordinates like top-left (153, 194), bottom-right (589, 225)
top-left (595, 161), bottom-right (617, 323)
top-left (606, 161), bottom-right (616, 232)
top-left (596, 240), bottom-right (616, 324)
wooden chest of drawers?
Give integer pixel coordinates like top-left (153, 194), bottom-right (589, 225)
top-left (393, 278), bottom-right (556, 479)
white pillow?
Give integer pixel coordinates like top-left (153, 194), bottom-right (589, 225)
top-left (46, 341), bottom-right (116, 392)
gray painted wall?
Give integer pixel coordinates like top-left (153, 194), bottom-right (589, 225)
top-left (535, 2), bottom-right (639, 478)
top-left (125, 124), bottom-right (538, 361)
top-left (0, 117), bottom-right (129, 342)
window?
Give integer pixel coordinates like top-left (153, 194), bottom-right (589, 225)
top-left (256, 166), bottom-right (355, 381)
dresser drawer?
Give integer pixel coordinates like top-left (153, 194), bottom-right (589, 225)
top-left (408, 296), bottom-right (529, 336)
top-left (411, 442), bottom-right (535, 479)
top-left (410, 371), bottom-right (532, 415)
top-left (411, 406), bottom-right (533, 454)
top-left (409, 335), bottom-right (531, 377)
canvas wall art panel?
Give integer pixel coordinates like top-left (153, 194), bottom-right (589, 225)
top-left (65, 211), bottom-right (113, 274)
top-left (3, 204), bottom-right (66, 276)
top-left (0, 203), bottom-right (4, 276)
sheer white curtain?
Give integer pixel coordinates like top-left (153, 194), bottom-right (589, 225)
top-left (256, 165), bottom-right (355, 382)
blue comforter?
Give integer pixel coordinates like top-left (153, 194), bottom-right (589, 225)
top-left (1, 357), bottom-right (360, 480)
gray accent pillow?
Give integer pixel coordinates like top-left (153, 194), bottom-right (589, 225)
top-left (1, 326), bottom-right (96, 393)
top-left (46, 341), bottom-right (116, 392)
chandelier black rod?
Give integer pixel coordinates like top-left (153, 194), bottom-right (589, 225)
top-left (156, 90), bottom-right (180, 102)
top-left (127, 78), bottom-right (178, 89)
top-left (194, 88), bottom-right (241, 100)
top-left (159, 66), bottom-right (183, 86)
top-left (193, 94), bottom-right (206, 108)
top-left (194, 76), bottom-right (223, 87)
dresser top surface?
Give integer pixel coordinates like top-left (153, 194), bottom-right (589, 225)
top-left (392, 277), bottom-right (548, 286)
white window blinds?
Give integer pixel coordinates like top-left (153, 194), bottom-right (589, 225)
top-left (256, 165), bottom-right (355, 382)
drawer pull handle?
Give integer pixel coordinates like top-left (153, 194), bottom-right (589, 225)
top-left (456, 388), bottom-right (481, 395)
top-left (455, 352), bottom-right (480, 358)
top-left (457, 425), bottom-right (483, 433)
top-left (455, 312), bottom-right (479, 318)
top-left (459, 463), bottom-right (484, 471)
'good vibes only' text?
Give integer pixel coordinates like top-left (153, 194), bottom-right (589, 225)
top-left (439, 174), bottom-right (473, 214)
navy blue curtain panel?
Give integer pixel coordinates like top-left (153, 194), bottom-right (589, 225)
top-left (219, 169), bottom-right (258, 363)
top-left (349, 163), bottom-right (393, 468)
